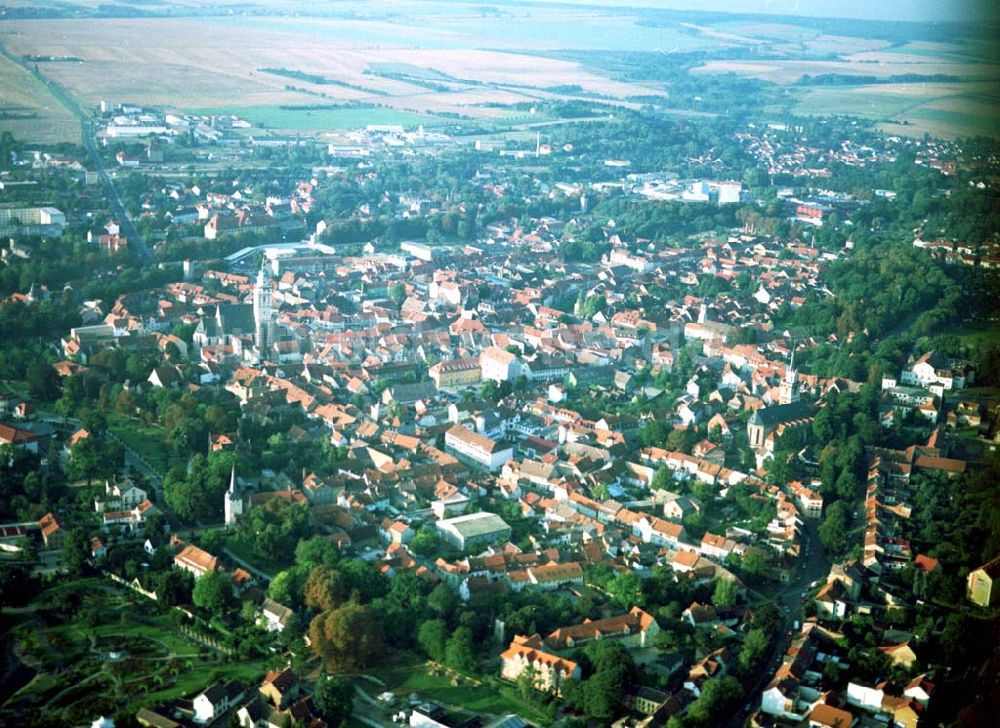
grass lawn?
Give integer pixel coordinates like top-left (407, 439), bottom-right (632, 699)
top-left (949, 320), bottom-right (1000, 349)
top-left (371, 656), bottom-right (552, 723)
top-left (225, 533), bottom-right (288, 574)
top-left (4, 576), bottom-right (270, 722)
top-left (107, 414), bottom-right (170, 473)
top-left (189, 104), bottom-right (436, 132)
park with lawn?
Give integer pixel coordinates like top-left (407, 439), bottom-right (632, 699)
top-left (364, 654), bottom-right (555, 724)
top-left (0, 575), bottom-right (271, 727)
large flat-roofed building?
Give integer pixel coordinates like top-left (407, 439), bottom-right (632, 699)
top-left (400, 240), bottom-right (441, 262)
top-left (0, 206), bottom-right (66, 238)
top-left (445, 423), bottom-right (513, 472)
top-left (436, 511), bottom-right (511, 551)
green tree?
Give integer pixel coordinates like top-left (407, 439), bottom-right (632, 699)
top-left (192, 570), bottom-right (233, 615)
top-left (295, 536), bottom-right (340, 569)
top-left (819, 501), bottom-right (850, 555)
top-left (65, 436), bottom-right (118, 486)
top-left (304, 565), bottom-right (349, 612)
top-left (445, 625), bottom-right (477, 673)
top-left (26, 360), bottom-right (61, 401)
top-left (268, 566), bottom-right (307, 610)
top-left (155, 569), bottom-right (194, 607)
top-left (428, 583), bottom-right (459, 619)
top-left (410, 526), bottom-right (441, 557)
top-left (314, 674), bottom-right (354, 725)
top-left (712, 579), bottom-right (739, 608)
top-left (582, 641), bottom-right (635, 719)
top-left (61, 528), bottom-right (90, 576)
top-left (739, 628), bottom-right (769, 670)
top-left (517, 663), bottom-right (541, 700)
top-left (388, 283), bottom-right (407, 308)
top-left (608, 571), bottom-right (645, 609)
top-left (686, 676), bottom-right (743, 727)
top-left (418, 618), bottom-right (448, 662)
top-left (310, 602), bottom-right (384, 670)
top-left (741, 548), bottom-right (770, 579)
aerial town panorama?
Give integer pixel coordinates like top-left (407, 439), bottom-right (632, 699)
top-left (0, 1), bottom-right (998, 728)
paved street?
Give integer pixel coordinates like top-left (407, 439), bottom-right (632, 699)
top-left (728, 517), bottom-right (830, 726)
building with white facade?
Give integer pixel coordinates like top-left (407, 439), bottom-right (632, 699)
top-left (445, 423), bottom-right (513, 472)
top-left (436, 511), bottom-right (511, 550)
top-left (480, 346), bottom-right (521, 383)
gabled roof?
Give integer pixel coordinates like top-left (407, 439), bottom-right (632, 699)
top-left (174, 544), bottom-right (218, 574)
top-left (501, 634), bottom-right (578, 675)
top-left (545, 606), bottom-right (657, 650)
top-left (262, 666), bottom-right (298, 693)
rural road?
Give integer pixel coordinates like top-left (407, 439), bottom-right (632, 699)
top-left (81, 118), bottom-right (154, 264)
top-left (0, 44), bottom-right (153, 264)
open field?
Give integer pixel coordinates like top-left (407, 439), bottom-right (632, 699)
top-left (793, 81), bottom-right (998, 114)
top-left (879, 113), bottom-right (993, 140)
top-left (690, 29), bottom-right (999, 140)
top-left (691, 58), bottom-right (1000, 85)
top-left (0, 13), bottom-right (668, 136)
top-left (0, 51), bottom-right (78, 144)
top-left (789, 81), bottom-right (1000, 139)
top-left (192, 104), bottom-right (435, 132)
top-left (0, 4), bottom-right (994, 141)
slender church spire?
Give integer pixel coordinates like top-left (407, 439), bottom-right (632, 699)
top-left (780, 341), bottom-right (800, 404)
top-left (252, 258), bottom-right (273, 351)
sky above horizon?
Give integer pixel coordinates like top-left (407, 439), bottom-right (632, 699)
top-left (509, 0), bottom-right (995, 24)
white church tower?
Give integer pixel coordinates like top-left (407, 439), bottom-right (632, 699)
top-left (223, 465), bottom-right (244, 528)
top-left (252, 260), bottom-right (273, 352)
top-left (779, 347), bottom-right (800, 405)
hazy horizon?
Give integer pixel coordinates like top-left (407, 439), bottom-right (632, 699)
top-left (506, 0), bottom-right (998, 25)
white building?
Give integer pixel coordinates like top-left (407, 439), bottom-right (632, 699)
top-left (193, 682), bottom-right (244, 724)
top-left (445, 424), bottom-right (513, 472)
top-left (899, 350), bottom-right (970, 393)
top-left (436, 511), bottom-right (511, 550)
top-left (480, 346), bottom-right (521, 383)
top-left (252, 261), bottom-right (274, 351)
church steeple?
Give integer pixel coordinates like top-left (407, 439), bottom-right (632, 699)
top-left (224, 463), bottom-right (243, 527)
top-left (252, 259), bottom-right (273, 351)
top-left (779, 345), bottom-right (800, 405)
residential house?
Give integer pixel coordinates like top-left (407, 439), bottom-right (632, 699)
top-left (174, 544), bottom-right (219, 579)
top-left (500, 634), bottom-right (580, 694)
top-left (480, 346), bottom-right (521, 382)
top-left (194, 681), bottom-right (245, 725)
top-left (807, 704), bottom-right (855, 728)
top-left (259, 598), bottom-right (295, 633)
top-left (967, 554), bottom-right (1000, 607)
top-left (259, 667), bottom-right (300, 709)
top-left (430, 358), bottom-right (481, 390)
top-left (38, 512), bottom-right (64, 549)
top-left (445, 424), bottom-right (513, 472)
